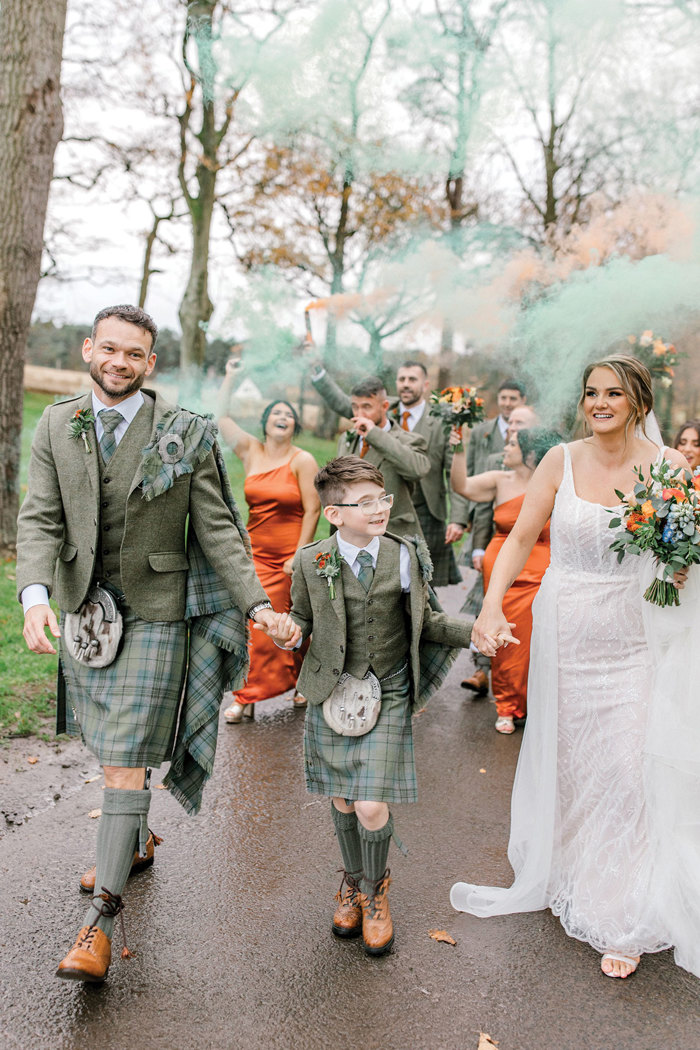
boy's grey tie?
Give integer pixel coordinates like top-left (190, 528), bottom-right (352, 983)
top-left (356, 550), bottom-right (374, 592)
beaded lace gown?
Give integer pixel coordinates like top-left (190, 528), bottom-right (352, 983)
top-left (451, 443), bottom-right (689, 963)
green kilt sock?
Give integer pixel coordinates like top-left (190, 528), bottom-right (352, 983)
top-left (86, 787), bottom-right (151, 937)
top-left (358, 815), bottom-right (393, 895)
top-left (331, 803), bottom-right (363, 880)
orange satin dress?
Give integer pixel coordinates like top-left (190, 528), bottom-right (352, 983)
top-left (482, 493), bottom-right (551, 720)
top-left (237, 457), bottom-right (305, 704)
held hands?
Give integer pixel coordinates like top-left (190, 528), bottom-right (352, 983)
top-left (24, 604), bottom-right (61, 655)
top-left (673, 567), bottom-right (689, 590)
top-left (282, 557), bottom-right (294, 576)
top-left (472, 604), bottom-right (519, 658)
top-left (253, 610), bottom-right (301, 650)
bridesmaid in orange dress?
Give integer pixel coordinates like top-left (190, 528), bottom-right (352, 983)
top-left (218, 364), bottom-right (320, 722)
top-left (451, 426), bottom-right (562, 734)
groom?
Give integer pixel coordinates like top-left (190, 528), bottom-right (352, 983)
top-left (16, 303), bottom-right (291, 982)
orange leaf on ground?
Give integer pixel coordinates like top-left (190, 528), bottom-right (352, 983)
top-left (84, 774), bottom-right (101, 783)
top-left (88, 808), bottom-right (102, 819)
top-left (477, 1035), bottom-right (499, 1050)
top-left (479, 768), bottom-right (486, 773)
top-left (428, 929), bottom-right (457, 945)
top-left (155, 784), bottom-right (166, 790)
top-left (27, 756), bottom-right (39, 764)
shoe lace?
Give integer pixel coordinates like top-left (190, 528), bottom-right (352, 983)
top-left (334, 868), bottom-right (361, 906)
top-left (91, 887), bottom-right (133, 959)
top-left (361, 868), bottom-right (391, 920)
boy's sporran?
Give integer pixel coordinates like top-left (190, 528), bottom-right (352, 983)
top-left (322, 671), bottom-right (382, 737)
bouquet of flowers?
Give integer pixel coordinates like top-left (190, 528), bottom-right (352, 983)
top-left (429, 386), bottom-right (485, 452)
top-left (608, 461), bottom-right (700, 606)
top-left (627, 330), bottom-right (682, 387)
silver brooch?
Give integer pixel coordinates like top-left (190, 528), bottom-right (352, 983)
top-left (158, 432), bottom-right (185, 464)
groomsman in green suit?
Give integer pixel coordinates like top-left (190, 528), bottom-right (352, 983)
top-left (312, 369), bottom-right (431, 539)
top-left (311, 361), bottom-right (469, 581)
top-left (262, 456), bottom-right (472, 956)
top-left (16, 304), bottom-right (288, 982)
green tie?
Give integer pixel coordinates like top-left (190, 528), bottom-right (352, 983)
top-left (98, 409), bottom-right (123, 463)
top-left (356, 550), bottom-right (374, 592)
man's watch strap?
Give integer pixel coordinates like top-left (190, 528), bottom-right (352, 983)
top-left (247, 600), bottom-right (273, 621)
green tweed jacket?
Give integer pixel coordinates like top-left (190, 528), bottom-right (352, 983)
top-left (313, 370), bottom-right (469, 527)
top-left (290, 532), bottom-right (471, 711)
top-left (16, 389), bottom-right (267, 621)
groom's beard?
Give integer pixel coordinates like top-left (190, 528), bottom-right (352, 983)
top-left (90, 362), bottom-right (146, 400)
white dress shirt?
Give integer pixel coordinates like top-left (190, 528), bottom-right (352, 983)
top-left (336, 534), bottom-right (411, 592)
top-left (397, 400), bottom-right (425, 431)
top-left (21, 391), bottom-right (145, 613)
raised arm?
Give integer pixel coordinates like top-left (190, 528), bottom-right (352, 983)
top-left (473, 446), bottom-right (562, 655)
top-left (216, 359), bottom-right (258, 464)
top-left (310, 367), bottom-right (353, 419)
top-left (450, 435), bottom-right (501, 503)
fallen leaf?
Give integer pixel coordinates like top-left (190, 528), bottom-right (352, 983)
top-left (84, 775), bottom-right (101, 783)
top-left (155, 784), bottom-right (166, 790)
top-left (477, 1035), bottom-right (499, 1050)
top-left (428, 929), bottom-right (457, 946)
top-left (27, 756), bottom-right (39, 765)
top-left (88, 808), bottom-right (102, 819)
top-left (479, 768), bottom-right (486, 773)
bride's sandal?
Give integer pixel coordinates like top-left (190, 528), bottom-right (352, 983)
top-left (601, 953), bottom-right (640, 978)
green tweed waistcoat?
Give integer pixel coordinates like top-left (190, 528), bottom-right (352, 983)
top-left (342, 540), bottom-right (409, 679)
top-left (94, 398), bottom-right (155, 593)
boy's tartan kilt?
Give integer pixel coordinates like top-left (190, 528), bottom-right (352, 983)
top-left (303, 665), bottom-right (417, 804)
top-left (60, 606), bottom-right (188, 767)
top-left (415, 503), bottom-right (461, 587)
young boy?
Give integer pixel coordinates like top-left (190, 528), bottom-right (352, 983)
top-left (264, 456), bottom-right (472, 955)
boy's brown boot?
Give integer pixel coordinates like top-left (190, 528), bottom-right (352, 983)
top-left (56, 924), bottom-right (112, 982)
top-left (359, 869), bottom-right (394, 956)
top-left (332, 871), bottom-right (363, 938)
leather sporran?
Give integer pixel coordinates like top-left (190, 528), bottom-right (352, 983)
top-left (322, 671), bottom-right (382, 737)
top-left (63, 583), bottom-right (124, 668)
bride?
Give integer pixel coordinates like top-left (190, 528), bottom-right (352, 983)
top-left (451, 354), bottom-right (698, 980)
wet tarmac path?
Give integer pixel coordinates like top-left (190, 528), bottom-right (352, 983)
top-left (1, 584), bottom-right (699, 1050)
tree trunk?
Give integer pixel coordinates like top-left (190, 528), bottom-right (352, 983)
top-left (0, 0), bottom-right (67, 552)
top-left (179, 160), bottom-right (216, 372)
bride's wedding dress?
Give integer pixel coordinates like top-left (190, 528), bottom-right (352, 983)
top-left (451, 443), bottom-right (700, 975)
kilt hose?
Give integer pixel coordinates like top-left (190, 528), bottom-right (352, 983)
top-left (415, 502), bottom-right (461, 587)
top-left (60, 606), bottom-right (188, 767)
top-left (304, 665), bottom-right (417, 804)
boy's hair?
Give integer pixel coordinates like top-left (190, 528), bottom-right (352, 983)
top-left (314, 456), bottom-right (385, 506)
top-left (350, 375), bottom-right (386, 399)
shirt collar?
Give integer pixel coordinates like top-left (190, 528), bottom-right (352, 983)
top-left (336, 533), bottom-right (380, 567)
top-left (92, 390), bottom-right (144, 424)
top-left (399, 400), bottom-right (425, 424)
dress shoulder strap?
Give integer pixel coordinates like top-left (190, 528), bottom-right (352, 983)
top-left (560, 442), bottom-right (574, 488)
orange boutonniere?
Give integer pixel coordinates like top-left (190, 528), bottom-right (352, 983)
top-left (66, 407), bottom-right (96, 453)
top-left (315, 548), bottom-right (342, 600)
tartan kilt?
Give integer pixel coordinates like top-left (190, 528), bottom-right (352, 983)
top-left (60, 606), bottom-right (188, 767)
top-left (304, 666), bottom-right (417, 804)
top-left (415, 503), bottom-right (461, 587)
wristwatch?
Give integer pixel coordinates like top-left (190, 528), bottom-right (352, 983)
top-left (247, 600), bottom-right (273, 621)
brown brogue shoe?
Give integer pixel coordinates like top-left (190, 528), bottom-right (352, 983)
top-left (460, 669), bottom-right (489, 695)
top-left (80, 831), bottom-right (160, 893)
top-left (56, 925), bottom-right (111, 982)
top-left (332, 872), bottom-right (362, 939)
top-left (359, 869), bottom-right (394, 956)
